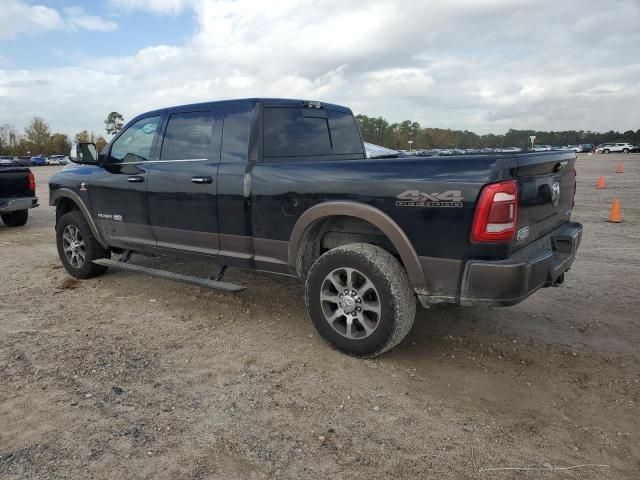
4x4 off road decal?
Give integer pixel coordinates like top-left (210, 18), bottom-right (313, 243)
top-left (396, 190), bottom-right (463, 207)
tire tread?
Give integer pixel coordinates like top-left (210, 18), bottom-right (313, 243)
top-left (305, 243), bottom-right (416, 357)
top-left (56, 210), bottom-right (109, 278)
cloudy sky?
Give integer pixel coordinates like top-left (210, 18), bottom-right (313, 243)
top-left (1, 0), bottom-right (639, 137)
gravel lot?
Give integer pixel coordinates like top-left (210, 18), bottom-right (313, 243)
top-left (1, 153), bottom-right (639, 479)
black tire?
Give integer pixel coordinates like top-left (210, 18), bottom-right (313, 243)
top-left (623, 148), bottom-right (629, 153)
top-left (305, 243), bottom-right (416, 358)
top-left (1, 209), bottom-right (28, 227)
top-left (56, 210), bottom-right (110, 279)
top-left (604, 149), bottom-right (610, 154)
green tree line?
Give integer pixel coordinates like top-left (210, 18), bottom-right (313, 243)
top-left (2, 112), bottom-right (638, 156)
top-left (0, 112), bottom-right (124, 157)
top-left (356, 114), bottom-right (640, 150)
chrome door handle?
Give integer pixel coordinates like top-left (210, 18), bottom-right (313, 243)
top-left (191, 176), bottom-right (212, 184)
top-left (127, 176), bottom-right (144, 183)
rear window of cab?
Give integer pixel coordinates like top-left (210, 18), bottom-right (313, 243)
top-left (264, 107), bottom-right (363, 159)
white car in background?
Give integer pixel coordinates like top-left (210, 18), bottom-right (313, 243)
top-left (498, 147), bottom-right (522, 153)
top-left (596, 143), bottom-right (637, 154)
top-left (532, 144), bottom-right (552, 152)
top-left (0, 156), bottom-right (17, 167)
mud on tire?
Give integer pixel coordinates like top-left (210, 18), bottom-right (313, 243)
top-left (56, 210), bottom-right (110, 279)
top-left (305, 243), bottom-right (416, 357)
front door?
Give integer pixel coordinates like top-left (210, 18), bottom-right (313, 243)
top-left (88, 114), bottom-right (163, 247)
top-left (145, 108), bottom-right (224, 255)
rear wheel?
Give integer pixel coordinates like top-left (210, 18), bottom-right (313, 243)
top-left (1, 209), bottom-right (28, 227)
top-left (604, 149), bottom-right (610, 154)
top-left (56, 210), bottom-right (109, 278)
top-left (623, 148), bottom-right (629, 153)
top-left (305, 243), bottom-right (416, 357)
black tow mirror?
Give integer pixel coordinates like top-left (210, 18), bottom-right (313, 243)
top-left (70, 142), bottom-right (99, 165)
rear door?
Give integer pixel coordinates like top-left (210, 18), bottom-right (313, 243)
top-left (145, 108), bottom-right (224, 255)
top-left (512, 151), bottom-right (576, 249)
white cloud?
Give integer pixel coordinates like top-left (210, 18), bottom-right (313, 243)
top-left (1, 0), bottom-right (639, 136)
top-left (0, 1), bottom-right (63, 40)
top-left (109, 0), bottom-right (195, 15)
top-left (65, 7), bottom-right (118, 32)
top-left (0, 1), bottom-right (117, 40)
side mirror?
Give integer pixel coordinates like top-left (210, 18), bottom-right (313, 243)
top-left (70, 142), bottom-right (99, 164)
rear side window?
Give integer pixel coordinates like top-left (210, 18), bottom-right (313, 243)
top-left (160, 111), bottom-right (221, 161)
top-left (264, 107), bottom-right (363, 158)
top-left (328, 110), bottom-right (365, 155)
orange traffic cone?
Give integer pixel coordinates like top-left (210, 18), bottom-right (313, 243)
top-left (608, 198), bottom-right (622, 223)
top-left (616, 163), bottom-right (623, 173)
top-left (597, 176), bottom-right (606, 189)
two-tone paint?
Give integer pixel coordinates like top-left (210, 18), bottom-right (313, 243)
top-left (49, 98), bottom-right (582, 306)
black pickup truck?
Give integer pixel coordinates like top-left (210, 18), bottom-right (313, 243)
top-left (49, 98), bottom-right (582, 357)
top-left (0, 166), bottom-right (38, 227)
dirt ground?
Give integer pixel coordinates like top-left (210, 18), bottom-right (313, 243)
top-left (1, 153), bottom-right (638, 479)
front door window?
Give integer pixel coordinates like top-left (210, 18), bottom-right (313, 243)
top-left (110, 116), bottom-right (162, 163)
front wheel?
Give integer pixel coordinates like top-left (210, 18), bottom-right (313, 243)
top-left (1, 209), bottom-right (28, 227)
top-left (56, 210), bottom-right (110, 278)
top-left (623, 148), bottom-right (629, 153)
top-left (604, 149), bottom-right (610, 154)
top-left (305, 243), bottom-right (416, 358)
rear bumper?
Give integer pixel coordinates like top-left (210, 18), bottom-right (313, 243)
top-left (458, 221), bottom-right (583, 306)
top-left (0, 197), bottom-right (39, 213)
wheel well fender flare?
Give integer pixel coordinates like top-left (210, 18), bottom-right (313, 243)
top-left (288, 201), bottom-right (425, 288)
top-left (51, 188), bottom-right (107, 248)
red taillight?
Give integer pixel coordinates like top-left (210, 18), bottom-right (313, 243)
top-left (471, 180), bottom-right (518, 243)
top-left (28, 171), bottom-right (36, 193)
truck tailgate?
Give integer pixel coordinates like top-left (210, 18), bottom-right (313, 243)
top-left (0, 168), bottom-right (33, 198)
top-left (512, 151), bottom-right (576, 250)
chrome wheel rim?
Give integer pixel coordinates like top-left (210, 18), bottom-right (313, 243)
top-left (320, 267), bottom-right (381, 340)
top-left (62, 224), bottom-right (86, 268)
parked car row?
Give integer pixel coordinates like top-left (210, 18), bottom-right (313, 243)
top-left (390, 142), bottom-right (638, 157)
top-left (398, 147), bottom-right (528, 157)
top-left (566, 144), bottom-right (594, 153)
top-left (48, 155), bottom-right (71, 165)
top-left (0, 155), bottom-right (70, 167)
top-left (396, 146), bottom-right (566, 157)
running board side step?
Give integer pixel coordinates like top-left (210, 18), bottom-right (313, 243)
top-left (93, 259), bottom-right (245, 293)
